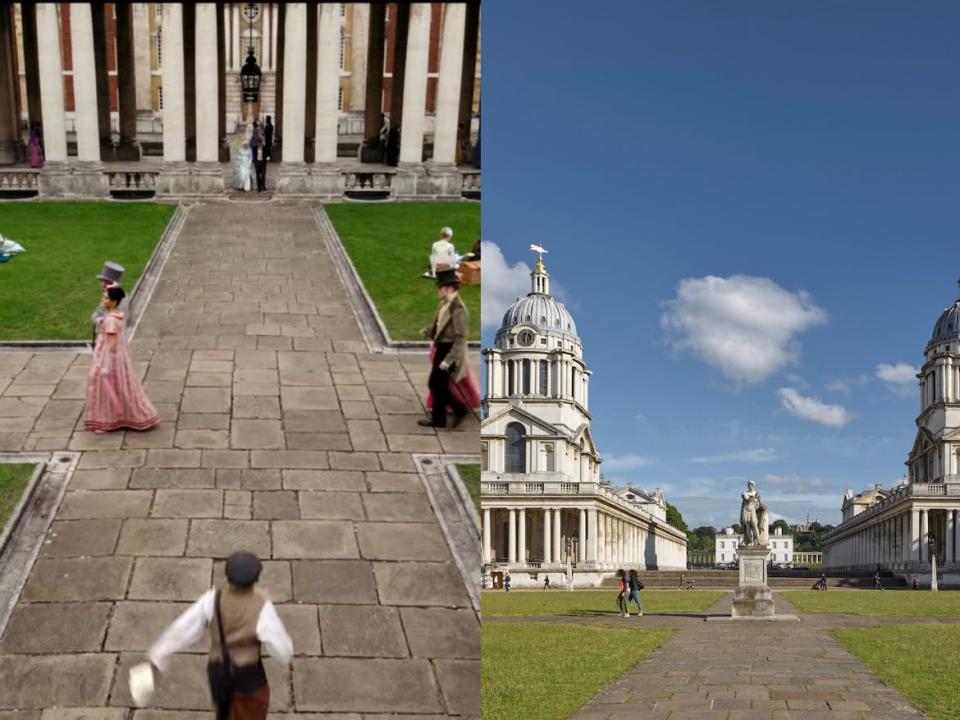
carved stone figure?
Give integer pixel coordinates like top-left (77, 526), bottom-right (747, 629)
top-left (739, 480), bottom-right (769, 547)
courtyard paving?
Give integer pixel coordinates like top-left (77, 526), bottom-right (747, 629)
top-left (0, 201), bottom-right (480, 718)
top-left (500, 594), bottom-right (925, 719)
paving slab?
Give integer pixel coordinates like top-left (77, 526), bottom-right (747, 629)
top-left (40, 520), bottom-right (122, 558)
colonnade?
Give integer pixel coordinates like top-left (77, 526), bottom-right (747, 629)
top-left (486, 352), bottom-right (590, 407)
top-left (824, 507), bottom-right (958, 570)
top-left (0, 3), bottom-right (480, 197)
top-left (482, 505), bottom-right (687, 570)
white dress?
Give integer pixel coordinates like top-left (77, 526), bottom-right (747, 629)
top-left (234, 147), bottom-right (253, 191)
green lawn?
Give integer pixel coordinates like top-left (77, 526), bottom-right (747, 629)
top-left (783, 590), bottom-right (960, 616)
top-left (0, 202), bottom-right (176, 340)
top-left (482, 589), bottom-right (726, 617)
top-left (0, 464), bottom-right (37, 529)
top-left (831, 625), bottom-right (956, 719)
top-left (482, 622), bottom-right (674, 720)
top-left (324, 202), bottom-right (480, 341)
top-left (455, 463), bottom-right (480, 514)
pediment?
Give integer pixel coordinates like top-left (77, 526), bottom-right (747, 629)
top-left (908, 427), bottom-right (936, 460)
top-left (481, 405), bottom-right (565, 437)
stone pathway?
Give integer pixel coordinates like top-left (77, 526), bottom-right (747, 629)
top-left (0, 201), bottom-right (479, 718)
top-left (566, 594), bottom-right (924, 719)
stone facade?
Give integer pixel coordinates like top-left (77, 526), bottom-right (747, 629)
top-left (480, 255), bottom-right (687, 588)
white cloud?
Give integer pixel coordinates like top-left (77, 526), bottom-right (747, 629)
top-left (602, 453), bottom-right (657, 471)
top-left (876, 362), bottom-right (918, 397)
top-left (660, 275), bottom-right (827, 384)
top-left (760, 473), bottom-right (826, 494)
top-left (777, 387), bottom-right (854, 428)
top-left (480, 242), bottom-right (531, 330)
top-left (689, 448), bottom-right (782, 464)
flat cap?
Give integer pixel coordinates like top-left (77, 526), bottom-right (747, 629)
top-left (225, 551), bottom-right (262, 588)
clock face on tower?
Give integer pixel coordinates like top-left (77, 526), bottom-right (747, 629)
top-left (518, 330), bottom-right (535, 347)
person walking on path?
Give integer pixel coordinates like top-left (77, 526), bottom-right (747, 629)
top-left (912, 574), bottom-right (919, 590)
top-left (28, 124), bottom-right (44, 168)
top-left (627, 569), bottom-right (644, 617)
top-left (85, 286), bottom-right (160, 434)
top-left (146, 552), bottom-right (293, 720)
top-left (263, 116), bottom-right (274, 159)
top-left (504, 571), bottom-right (511, 592)
top-left (419, 268), bottom-right (469, 429)
top-left (253, 140), bottom-right (268, 192)
top-left (615, 569), bottom-right (628, 617)
top-left (543, 576), bottom-right (551, 590)
top-left (816, 573), bottom-right (828, 591)
top-left (873, 567), bottom-right (885, 591)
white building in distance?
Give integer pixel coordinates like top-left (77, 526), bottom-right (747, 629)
top-left (823, 283), bottom-right (960, 584)
top-left (480, 253), bottom-right (687, 587)
top-left (715, 527), bottom-right (794, 566)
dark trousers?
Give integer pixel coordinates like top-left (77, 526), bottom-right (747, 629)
top-left (429, 342), bottom-right (466, 426)
top-left (255, 160), bottom-right (267, 191)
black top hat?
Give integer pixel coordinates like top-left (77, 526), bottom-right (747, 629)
top-left (225, 551), bottom-right (262, 588)
top-left (436, 268), bottom-right (460, 288)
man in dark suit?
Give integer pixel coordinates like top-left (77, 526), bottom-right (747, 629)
top-left (264, 116), bottom-right (274, 160)
top-left (253, 141), bottom-right (267, 192)
top-left (419, 268), bottom-right (469, 429)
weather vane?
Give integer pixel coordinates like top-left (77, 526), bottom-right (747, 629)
top-left (530, 244), bottom-right (548, 270)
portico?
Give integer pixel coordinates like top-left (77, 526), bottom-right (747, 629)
top-left (0, 3), bottom-right (481, 199)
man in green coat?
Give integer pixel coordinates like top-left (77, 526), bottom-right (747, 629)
top-left (420, 268), bottom-right (468, 428)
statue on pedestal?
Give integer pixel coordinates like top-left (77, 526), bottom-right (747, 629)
top-left (740, 480), bottom-right (769, 547)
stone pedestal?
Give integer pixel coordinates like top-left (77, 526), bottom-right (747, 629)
top-left (393, 163), bottom-right (426, 198)
top-left (732, 546), bottom-right (775, 618)
top-left (422, 162), bottom-right (463, 198)
top-left (156, 162), bottom-right (224, 197)
top-left (275, 164), bottom-right (343, 197)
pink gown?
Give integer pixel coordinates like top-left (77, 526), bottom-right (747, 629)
top-left (85, 312), bottom-right (160, 432)
top-left (424, 344), bottom-right (481, 413)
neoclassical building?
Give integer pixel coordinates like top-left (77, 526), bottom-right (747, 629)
top-left (823, 284), bottom-right (960, 584)
top-left (480, 254), bottom-right (687, 587)
top-left (0, 3), bottom-right (480, 198)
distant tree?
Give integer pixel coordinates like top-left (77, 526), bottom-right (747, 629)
top-left (666, 502), bottom-right (688, 533)
top-left (771, 519), bottom-right (791, 535)
top-left (731, 523), bottom-right (743, 535)
top-left (686, 525), bottom-right (716, 552)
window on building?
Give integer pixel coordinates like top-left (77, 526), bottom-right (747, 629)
top-left (340, 28), bottom-right (346, 69)
top-left (544, 443), bottom-right (555, 472)
top-left (505, 423), bottom-right (526, 473)
top-left (571, 367), bottom-right (576, 400)
top-left (508, 362), bottom-right (515, 396)
top-left (539, 360), bottom-right (548, 395)
top-left (480, 443), bottom-right (488, 471)
top-left (522, 359), bottom-right (531, 395)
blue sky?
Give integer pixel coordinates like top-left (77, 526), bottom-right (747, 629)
top-left (481, 1), bottom-right (960, 528)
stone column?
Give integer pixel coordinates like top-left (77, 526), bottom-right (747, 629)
top-left (397, 3), bottom-right (431, 165)
top-left (71, 3), bottom-right (103, 162)
top-left (432, 2), bottom-right (465, 165)
top-left (360, 3), bottom-right (386, 162)
top-left (349, 3), bottom-right (369, 112)
top-left (483, 508), bottom-right (491, 564)
top-left (912, 509), bottom-right (921, 564)
top-left (35, 4), bottom-right (66, 163)
top-left (132, 3), bottom-right (151, 114)
top-left (543, 508), bottom-right (551, 565)
top-left (217, 4), bottom-right (228, 162)
top-left (20, 3), bottom-right (43, 131)
top-left (191, 3), bottom-right (223, 193)
top-left (517, 509), bottom-right (526, 565)
top-left (182, 3), bottom-right (197, 162)
top-left (579, 508), bottom-right (587, 563)
top-left (115, 3), bottom-right (140, 160)
top-left (587, 508), bottom-right (597, 563)
top-left (277, 3), bottom-right (308, 191)
top-left (507, 509), bottom-right (516, 565)
top-left (231, 4), bottom-right (241, 70)
top-left (161, 3), bottom-right (186, 162)
top-left (0, 4), bottom-right (20, 164)
top-left (553, 508), bottom-right (562, 564)
top-left (314, 2), bottom-right (341, 172)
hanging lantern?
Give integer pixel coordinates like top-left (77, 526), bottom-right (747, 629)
top-left (240, 50), bottom-right (261, 104)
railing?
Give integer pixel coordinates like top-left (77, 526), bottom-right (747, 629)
top-left (343, 170), bottom-right (393, 195)
top-left (523, 482), bottom-right (544, 493)
top-left (461, 171), bottom-right (481, 197)
top-left (106, 170), bottom-right (157, 196)
top-left (0, 169), bottom-right (39, 194)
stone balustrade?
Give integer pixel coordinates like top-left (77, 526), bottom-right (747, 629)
top-left (0, 169), bottom-right (39, 195)
top-left (105, 169), bottom-right (158, 197)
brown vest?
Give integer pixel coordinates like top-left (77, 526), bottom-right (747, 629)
top-left (209, 586), bottom-right (267, 668)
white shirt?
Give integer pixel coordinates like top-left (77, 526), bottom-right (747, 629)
top-left (148, 589), bottom-right (293, 672)
top-left (432, 238), bottom-right (456, 257)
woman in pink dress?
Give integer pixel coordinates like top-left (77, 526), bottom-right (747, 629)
top-left (424, 343), bottom-right (481, 417)
top-left (27, 125), bottom-right (43, 168)
top-left (85, 286), bottom-right (160, 434)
